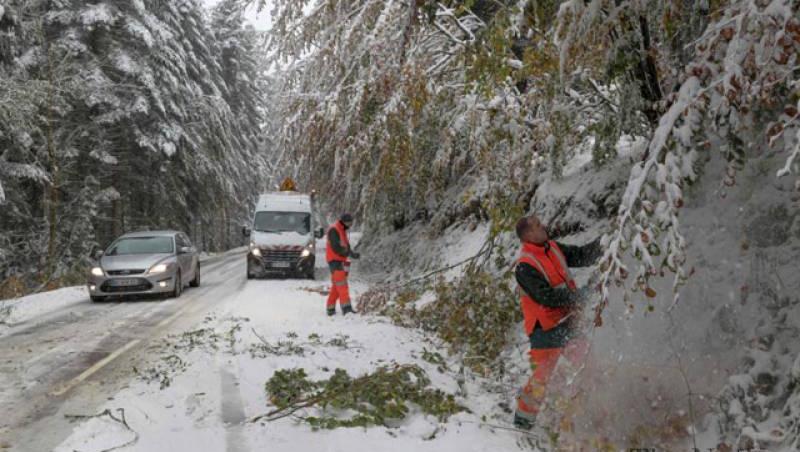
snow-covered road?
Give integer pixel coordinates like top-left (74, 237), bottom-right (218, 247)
top-left (0, 251), bottom-right (252, 451)
top-left (1, 250), bottom-right (529, 452)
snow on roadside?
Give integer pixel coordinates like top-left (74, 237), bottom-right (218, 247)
top-left (0, 286), bottom-right (88, 329)
top-left (0, 247), bottom-right (248, 334)
top-left (55, 277), bottom-right (532, 452)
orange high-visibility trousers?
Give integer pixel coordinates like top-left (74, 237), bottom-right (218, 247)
top-left (516, 337), bottom-right (588, 421)
top-left (326, 269), bottom-right (351, 309)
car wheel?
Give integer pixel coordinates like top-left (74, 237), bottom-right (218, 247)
top-left (305, 268), bottom-right (315, 280)
top-left (90, 295), bottom-right (106, 302)
top-left (172, 271), bottom-right (182, 298)
top-left (190, 262), bottom-right (200, 287)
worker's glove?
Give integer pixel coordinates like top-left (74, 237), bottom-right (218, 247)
top-left (350, 251), bottom-right (361, 259)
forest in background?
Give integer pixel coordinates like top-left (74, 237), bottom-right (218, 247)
top-left (0, 0), bottom-right (268, 297)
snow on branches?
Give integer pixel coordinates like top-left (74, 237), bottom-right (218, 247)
top-left (594, 0), bottom-right (800, 319)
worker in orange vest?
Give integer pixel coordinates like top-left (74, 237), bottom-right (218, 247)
top-left (326, 213), bottom-right (360, 316)
top-left (513, 215), bottom-right (601, 430)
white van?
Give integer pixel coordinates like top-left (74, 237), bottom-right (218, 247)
top-left (243, 192), bottom-right (324, 279)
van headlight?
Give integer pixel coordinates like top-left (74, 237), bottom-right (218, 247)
top-left (91, 267), bottom-right (104, 276)
top-left (300, 249), bottom-right (311, 257)
top-left (252, 247), bottom-right (261, 257)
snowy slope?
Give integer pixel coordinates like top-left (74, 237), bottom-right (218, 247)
top-left (349, 134), bottom-right (800, 450)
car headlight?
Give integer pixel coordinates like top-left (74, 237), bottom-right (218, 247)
top-left (252, 247), bottom-right (261, 257)
top-left (149, 263), bottom-right (169, 274)
top-left (91, 267), bottom-right (104, 277)
top-left (300, 249), bottom-right (311, 257)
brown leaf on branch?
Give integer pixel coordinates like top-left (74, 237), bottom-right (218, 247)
top-left (720, 27), bottom-right (735, 41)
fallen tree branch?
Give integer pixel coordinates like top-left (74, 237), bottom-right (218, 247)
top-left (459, 419), bottom-right (543, 437)
top-left (249, 396), bottom-right (324, 424)
top-left (64, 408), bottom-right (139, 452)
top-left (390, 236), bottom-right (495, 290)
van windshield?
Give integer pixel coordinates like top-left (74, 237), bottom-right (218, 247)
top-left (254, 212), bottom-right (310, 234)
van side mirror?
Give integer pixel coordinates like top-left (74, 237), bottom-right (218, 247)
top-left (93, 249), bottom-right (104, 260)
top-left (179, 246), bottom-right (192, 255)
top-left (315, 227), bottom-right (324, 239)
top-left (242, 226), bottom-right (251, 237)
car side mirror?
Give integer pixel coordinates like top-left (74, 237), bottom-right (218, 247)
top-left (315, 227), bottom-right (324, 239)
top-left (179, 246), bottom-right (192, 255)
top-left (242, 226), bottom-right (251, 237)
top-left (93, 249), bottom-right (104, 260)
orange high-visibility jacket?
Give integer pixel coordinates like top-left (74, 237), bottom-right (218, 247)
top-left (326, 221), bottom-right (350, 264)
top-left (517, 241), bottom-right (577, 335)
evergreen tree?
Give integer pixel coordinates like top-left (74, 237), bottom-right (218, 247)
top-left (0, 0), bottom-right (269, 294)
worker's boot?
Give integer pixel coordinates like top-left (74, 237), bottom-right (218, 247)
top-left (513, 411), bottom-right (535, 431)
top-left (342, 304), bottom-right (355, 315)
top-left (327, 307), bottom-right (336, 316)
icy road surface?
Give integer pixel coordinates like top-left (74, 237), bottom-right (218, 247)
top-left (0, 250), bottom-right (529, 452)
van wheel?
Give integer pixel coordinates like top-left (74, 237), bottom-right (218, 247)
top-left (90, 295), bottom-right (106, 302)
top-left (305, 268), bottom-right (315, 280)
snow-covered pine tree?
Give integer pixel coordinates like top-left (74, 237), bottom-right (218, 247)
top-left (0, 0), bottom-right (268, 295)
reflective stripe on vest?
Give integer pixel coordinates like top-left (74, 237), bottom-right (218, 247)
top-left (548, 244), bottom-right (576, 290)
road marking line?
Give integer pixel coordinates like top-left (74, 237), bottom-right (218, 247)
top-left (155, 304), bottom-right (193, 329)
top-left (49, 255), bottom-right (244, 397)
top-left (51, 338), bottom-right (141, 396)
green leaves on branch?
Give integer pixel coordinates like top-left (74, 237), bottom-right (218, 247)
top-left (424, 266), bottom-right (520, 374)
top-left (260, 365), bottom-right (465, 429)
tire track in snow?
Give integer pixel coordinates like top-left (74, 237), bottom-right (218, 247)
top-left (220, 366), bottom-right (248, 452)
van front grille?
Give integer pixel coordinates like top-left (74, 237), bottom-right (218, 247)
top-left (261, 248), bottom-right (303, 262)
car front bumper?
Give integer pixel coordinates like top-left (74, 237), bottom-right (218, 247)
top-left (87, 271), bottom-right (178, 297)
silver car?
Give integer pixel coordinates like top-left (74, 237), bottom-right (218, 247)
top-left (87, 230), bottom-right (200, 302)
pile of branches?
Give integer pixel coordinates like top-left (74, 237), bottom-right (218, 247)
top-left (254, 364), bottom-right (465, 430)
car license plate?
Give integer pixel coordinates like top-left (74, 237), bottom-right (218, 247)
top-left (270, 262), bottom-right (291, 268)
top-left (112, 278), bottom-right (140, 286)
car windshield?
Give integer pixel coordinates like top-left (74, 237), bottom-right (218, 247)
top-left (254, 211), bottom-right (310, 234)
top-left (106, 236), bottom-right (174, 255)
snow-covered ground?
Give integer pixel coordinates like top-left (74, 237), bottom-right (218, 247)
top-left (27, 234), bottom-right (531, 452)
top-left (1, 286), bottom-right (88, 329)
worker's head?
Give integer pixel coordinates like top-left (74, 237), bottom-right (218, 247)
top-left (340, 213), bottom-right (354, 229)
top-left (516, 215), bottom-right (548, 245)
